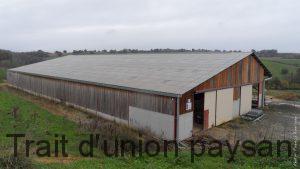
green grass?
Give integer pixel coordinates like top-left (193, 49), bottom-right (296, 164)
top-left (0, 90), bottom-right (87, 155)
top-left (260, 57), bottom-right (300, 81)
top-left (262, 58), bottom-right (300, 67)
top-left (267, 89), bottom-right (300, 101)
top-left (0, 68), bottom-right (6, 83)
top-left (0, 89), bottom-right (295, 168)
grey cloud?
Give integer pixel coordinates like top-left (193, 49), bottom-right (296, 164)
top-left (0, 0), bottom-right (299, 52)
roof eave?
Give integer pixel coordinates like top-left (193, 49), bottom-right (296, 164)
top-left (8, 69), bottom-right (182, 98)
top-left (250, 52), bottom-right (272, 78)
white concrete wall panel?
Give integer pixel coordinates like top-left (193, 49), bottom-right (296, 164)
top-left (129, 106), bottom-right (174, 140)
top-left (204, 91), bottom-right (216, 128)
top-left (178, 112), bottom-right (193, 140)
top-left (240, 85), bottom-right (252, 115)
top-left (216, 88), bottom-right (234, 125)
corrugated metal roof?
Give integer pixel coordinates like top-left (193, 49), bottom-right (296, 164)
top-left (9, 52), bottom-right (252, 97)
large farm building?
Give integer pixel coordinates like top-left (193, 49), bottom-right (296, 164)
top-left (7, 52), bottom-right (271, 141)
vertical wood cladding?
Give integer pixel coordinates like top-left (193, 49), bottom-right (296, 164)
top-left (180, 55), bottom-right (265, 114)
top-left (233, 87), bottom-right (241, 101)
top-left (7, 72), bottom-right (175, 120)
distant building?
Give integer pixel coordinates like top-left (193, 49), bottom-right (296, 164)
top-left (7, 52), bottom-right (271, 140)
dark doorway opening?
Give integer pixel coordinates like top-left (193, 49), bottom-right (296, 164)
top-left (252, 83), bottom-right (259, 108)
top-left (194, 93), bottom-right (204, 131)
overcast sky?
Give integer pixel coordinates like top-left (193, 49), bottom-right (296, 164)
top-left (0, 0), bottom-right (299, 52)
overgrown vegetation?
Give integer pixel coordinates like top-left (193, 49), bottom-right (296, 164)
top-left (75, 114), bottom-right (158, 156)
top-left (0, 157), bottom-right (32, 169)
top-left (0, 49), bottom-right (58, 69)
top-left (0, 153), bottom-right (33, 169)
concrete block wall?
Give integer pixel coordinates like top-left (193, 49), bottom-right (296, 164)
top-left (128, 106), bottom-right (174, 140)
top-left (178, 112), bottom-right (193, 140)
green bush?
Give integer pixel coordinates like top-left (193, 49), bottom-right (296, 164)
top-left (281, 68), bottom-right (289, 75)
top-left (293, 68), bottom-right (300, 83)
top-left (267, 77), bottom-right (282, 89)
top-left (0, 68), bottom-right (6, 83)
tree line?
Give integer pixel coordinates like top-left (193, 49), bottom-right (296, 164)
top-left (70, 48), bottom-right (242, 55)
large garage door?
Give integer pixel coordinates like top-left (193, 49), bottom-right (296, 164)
top-left (240, 85), bottom-right (252, 115)
top-left (216, 88), bottom-right (233, 125)
top-left (204, 91), bottom-right (216, 128)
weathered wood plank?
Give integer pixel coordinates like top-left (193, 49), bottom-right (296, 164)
top-left (7, 71), bottom-right (175, 120)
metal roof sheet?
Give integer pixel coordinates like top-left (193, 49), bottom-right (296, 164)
top-left (10, 52), bottom-right (253, 97)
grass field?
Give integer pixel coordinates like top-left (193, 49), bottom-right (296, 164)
top-left (267, 89), bottom-right (300, 101)
top-left (260, 57), bottom-right (300, 100)
top-left (260, 57), bottom-right (300, 80)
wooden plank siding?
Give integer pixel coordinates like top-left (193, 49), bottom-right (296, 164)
top-left (233, 87), bottom-right (241, 100)
top-left (7, 71), bottom-right (176, 120)
top-left (180, 55), bottom-right (265, 114)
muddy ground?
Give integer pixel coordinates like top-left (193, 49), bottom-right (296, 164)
top-left (198, 104), bottom-right (299, 144)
